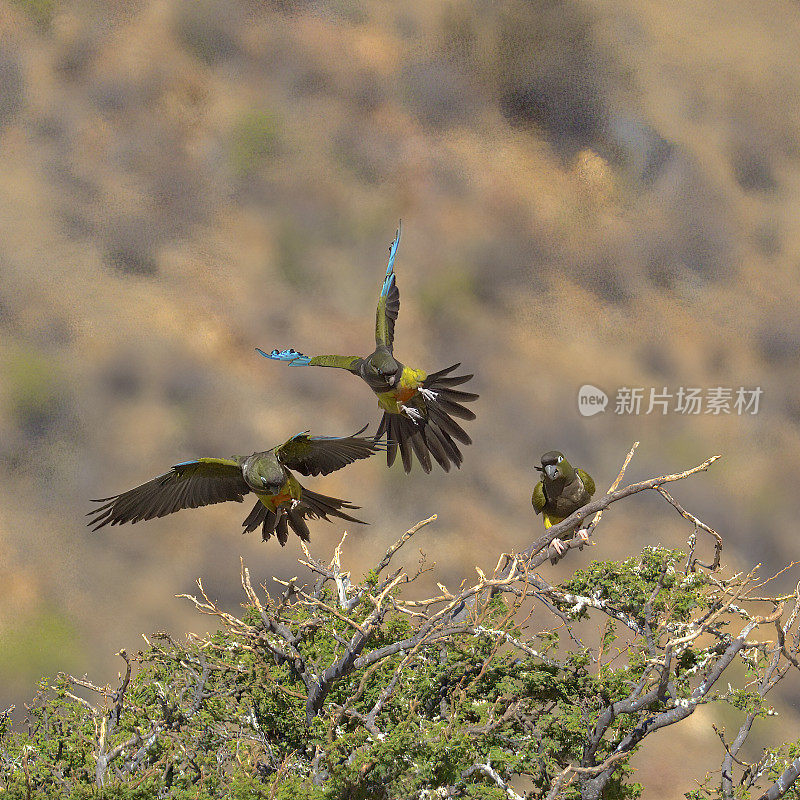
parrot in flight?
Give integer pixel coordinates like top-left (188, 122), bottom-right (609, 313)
top-left (257, 225), bottom-right (478, 473)
top-left (88, 427), bottom-right (384, 544)
top-left (532, 450), bottom-right (596, 555)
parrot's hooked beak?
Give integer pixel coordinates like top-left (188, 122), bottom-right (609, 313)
top-left (544, 464), bottom-right (559, 480)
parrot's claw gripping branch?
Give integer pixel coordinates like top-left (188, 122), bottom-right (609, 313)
top-left (551, 539), bottom-right (566, 556)
top-left (548, 528), bottom-right (593, 565)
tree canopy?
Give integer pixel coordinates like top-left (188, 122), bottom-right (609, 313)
top-left (2, 447), bottom-right (799, 800)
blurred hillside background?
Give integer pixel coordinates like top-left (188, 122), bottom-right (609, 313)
top-left (1, 0), bottom-right (799, 794)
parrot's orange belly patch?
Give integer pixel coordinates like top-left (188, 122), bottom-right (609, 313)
top-left (272, 493), bottom-right (292, 506)
top-left (395, 386), bottom-right (418, 403)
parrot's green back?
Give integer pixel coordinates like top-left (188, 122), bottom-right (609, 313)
top-left (576, 469), bottom-right (595, 497)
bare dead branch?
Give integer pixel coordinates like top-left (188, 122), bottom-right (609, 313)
top-left (582, 441), bottom-right (639, 541)
top-left (656, 486), bottom-right (723, 571)
top-left (374, 515), bottom-right (437, 578)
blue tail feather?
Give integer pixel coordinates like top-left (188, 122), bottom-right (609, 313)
top-left (256, 347), bottom-right (312, 366)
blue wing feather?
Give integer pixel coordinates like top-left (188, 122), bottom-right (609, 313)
top-left (255, 347), bottom-right (312, 366)
top-left (289, 429), bottom-right (370, 443)
top-left (380, 222), bottom-right (401, 299)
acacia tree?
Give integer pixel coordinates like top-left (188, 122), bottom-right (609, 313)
top-left (1, 445), bottom-right (799, 800)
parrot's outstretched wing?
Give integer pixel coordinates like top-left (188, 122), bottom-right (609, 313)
top-left (241, 487), bottom-right (366, 545)
top-left (256, 348), bottom-right (363, 373)
top-left (576, 469), bottom-right (596, 497)
top-left (274, 427), bottom-right (385, 476)
top-left (375, 224), bottom-right (401, 351)
top-left (88, 458), bottom-right (247, 530)
top-left (532, 481), bottom-right (546, 514)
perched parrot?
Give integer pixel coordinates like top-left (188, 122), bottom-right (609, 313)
top-left (257, 225), bottom-right (478, 473)
top-left (88, 428), bottom-right (384, 544)
top-left (532, 450), bottom-right (596, 555)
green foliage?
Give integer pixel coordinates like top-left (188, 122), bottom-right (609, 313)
top-left (686, 738), bottom-right (800, 800)
top-left (562, 548), bottom-right (708, 625)
top-left (765, 741), bottom-right (800, 800)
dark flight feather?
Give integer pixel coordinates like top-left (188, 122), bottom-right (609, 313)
top-left (409, 428), bottom-right (432, 473)
top-left (286, 509), bottom-right (311, 541)
top-left (421, 425), bottom-right (451, 472)
top-left (88, 460), bottom-right (248, 531)
top-left (432, 396), bottom-right (477, 422)
top-left (298, 487), bottom-right (366, 525)
top-left (274, 427), bottom-right (384, 477)
top-left (426, 403), bottom-right (472, 445)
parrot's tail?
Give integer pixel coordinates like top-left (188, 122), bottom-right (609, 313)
top-left (242, 490), bottom-right (366, 545)
top-left (242, 501), bottom-right (288, 544)
top-left (377, 411), bottom-right (435, 473)
top-left (375, 363), bottom-right (478, 474)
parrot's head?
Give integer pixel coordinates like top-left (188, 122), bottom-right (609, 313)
top-left (246, 458), bottom-right (286, 495)
top-left (364, 349), bottom-right (402, 388)
top-left (536, 451), bottom-right (576, 483)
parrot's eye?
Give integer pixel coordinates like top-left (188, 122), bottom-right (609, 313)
top-left (557, 455), bottom-right (563, 463)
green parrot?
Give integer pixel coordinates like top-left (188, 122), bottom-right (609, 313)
top-left (257, 224), bottom-right (478, 474)
top-left (88, 428), bottom-right (384, 544)
top-left (532, 450), bottom-right (596, 555)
